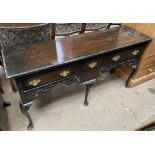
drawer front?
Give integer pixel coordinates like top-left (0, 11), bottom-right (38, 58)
top-left (79, 70), bottom-right (100, 82)
top-left (79, 56), bottom-right (104, 73)
top-left (78, 56), bottom-right (105, 82)
top-left (21, 65), bottom-right (75, 91)
top-left (135, 65), bottom-right (155, 78)
top-left (106, 44), bottom-right (145, 65)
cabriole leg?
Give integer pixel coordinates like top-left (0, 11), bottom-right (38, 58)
top-left (19, 101), bottom-right (34, 130)
top-left (125, 66), bottom-right (137, 88)
top-left (83, 79), bottom-right (96, 106)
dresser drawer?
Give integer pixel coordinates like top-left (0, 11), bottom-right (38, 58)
top-left (20, 65), bottom-right (75, 91)
top-left (79, 56), bottom-right (104, 72)
top-left (106, 44), bottom-right (145, 65)
top-left (79, 70), bottom-right (100, 82)
top-left (78, 56), bottom-right (105, 82)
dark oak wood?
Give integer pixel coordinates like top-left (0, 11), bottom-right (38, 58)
top-left (20, 101), bottom-right (33, 130)
top-left (2, 25), bottom-right (151, 130)
top-left (80, 23), bottom-right (87, 34)
top-left (83, 79), bottom-right (96, 106)
top-left (2, 26), bottom-right (151, 79)
top-left (51, 23), bottom-right (56, 39)
top-left (0, 23), bottom-right (52, 93)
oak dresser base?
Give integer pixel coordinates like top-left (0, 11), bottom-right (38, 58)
top-left (1, 26), bottom-right (151, 130)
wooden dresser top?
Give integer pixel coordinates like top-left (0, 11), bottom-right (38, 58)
top-left (2, 25), bottom-right (151, 78)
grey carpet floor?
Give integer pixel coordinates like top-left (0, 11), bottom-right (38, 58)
top-left (1, 67), bottom-right (155, 131)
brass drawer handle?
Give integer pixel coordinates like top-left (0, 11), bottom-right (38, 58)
top-left (112, 55), bottom-right (120, 61)
top-left (60, 70), bottom-right (70, 77)
top-left (132, 49), bottom-right (140, 56)
top-left (28, 79), bottom-right (41, 86)
top-left (88, 62), bottom-right (98, 68)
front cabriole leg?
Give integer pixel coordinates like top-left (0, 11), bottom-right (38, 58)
top-left (83, 79), bottom-right (96, 106)
top-left (125, 65), bottom-right (137, 88)
top-left (19, 100), bottom-right (34, 130)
